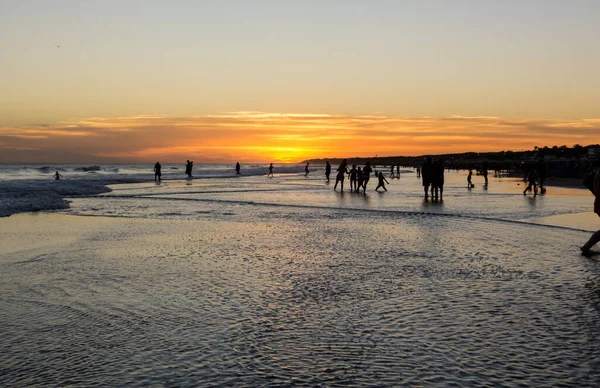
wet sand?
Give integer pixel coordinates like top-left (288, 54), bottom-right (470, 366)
top-left (1, 171), bottom-right (599, 386)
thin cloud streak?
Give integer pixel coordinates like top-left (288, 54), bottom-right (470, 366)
top-left (0, 112), bottom-right (598, 163)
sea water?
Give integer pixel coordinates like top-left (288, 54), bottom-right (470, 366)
top-left (1, 165), bottom-right (599, 386)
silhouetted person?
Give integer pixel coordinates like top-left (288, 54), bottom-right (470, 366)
top-left (349, 164), bottom-right (358, 192)
top-left (362, 161), bottom-right (373, 194)
top-left (431, 160), bottom-right (440, 201)
top-left (54, 171), bottom-right (62, 180)
top-left (267, 163), bottom-right (274, 177)
top-left (305, 162), bottom-right (310, 177)
top-left (467, 169), bottom-right (474, 188)
top-left (536, 159), bottom-right (547, 193)
top-left (375, 171), bottom-right (389, 191)
top-left (185, 160), bottom-right (193, 178)
top-left (236, 162), bottom-right (241, 175)
top-left (438, 159), bottom-right (445, 200)
top-left (416, 166), bottom-right (421, 178)
top-left (396, 164), bottom-right (400, 178)
top-left (422, 157), bottom-right (432, 200)
top-left (357, 167), bottom-right (364, 191)
top-left (334, 159), bottom-right (348, 192)
top-left (154, 162), bottom-right (162, 181)
top-left (325, 161), bottom-right (331, 182)
top-left (390, 165), bottom-right (395, 178)
top-left (483, 161), bottom-right (489, 185)
top-left (523, 168), bottom-right (538, 196)
top-left (581, 165), bottom-right (600, 255)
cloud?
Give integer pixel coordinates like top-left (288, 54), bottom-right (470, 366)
top-left (0, 112), bottom-right (598, 163)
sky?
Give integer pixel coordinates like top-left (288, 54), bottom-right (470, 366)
top-left (1, 0), bottom-right (599, 163)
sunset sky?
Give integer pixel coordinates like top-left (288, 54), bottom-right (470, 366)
top-left (1, 0), bottom-right (599, 163)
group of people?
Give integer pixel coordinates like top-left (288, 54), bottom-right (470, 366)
top-left (323, 160), bottom-right (389, 193)
top-left (421, 157), bottom-right (445, 201)
top-left (522, 159), bottom-right (548, 196)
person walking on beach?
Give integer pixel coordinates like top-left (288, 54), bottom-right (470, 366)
top-left (305, 162), bottom-right (310, 177)
top-left (54, 171), bottom-right (62, 180)
top-left (349, 164), bottom-right (358, 192)
top-left (362, 161), bottom-right (373, 194)
top-left (334, 159), bottom-right (348, 192)
top-left (467, 169), bottom-right (474, 188)
top-left (422, 157), bottom-right (432, 200)
top-left (581, 164), bottom-right (600, 255)
top-left (536, 159), bottom-right (547, 193)
top-left (268, 163), bottom-right (274, 177)
top-left (523, 168), bottom-right (538, 195)
top-left (390, 165), bottom-right (395, 178)
top-left (325, 161), bottom-right (331, 182)
top-left (375, 171), bottom-right (389, 192)
top-left (416, 166), bottom-right (421, 178)
top-left (154, 162), bottom-right (162, 182)
top-left (236, 162), bottom-right (241, 175)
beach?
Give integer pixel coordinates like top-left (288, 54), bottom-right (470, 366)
top-left (1, 166), bottom-right (600, 386)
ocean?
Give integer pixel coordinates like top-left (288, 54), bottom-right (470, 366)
top-left (1, 163), bottom-right (599, 386)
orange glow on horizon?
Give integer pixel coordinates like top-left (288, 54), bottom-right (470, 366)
top-left (1, 113), bottom-right (599, 163)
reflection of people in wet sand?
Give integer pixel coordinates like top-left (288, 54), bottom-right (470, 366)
top-left (334, 159), bottom-right (348, 192)
top-left (421, 157), bottom-right (432, 200)
top-left (523, 168), bottom-right (538, 196)
top-left (54, 171), bottom-right (62, 180)
top-left (581, 166), bottom-right (600, 255)
top-left (362, 161), bottom-right (373, 194)
top-left (349, 164), bottom-right (358, 192)
top-left (236, 162), bottom-right (241, 175)
top-left (267, 163), bottom-right (274, 177)
top-left (154, 162), bottom-right (162, 182)
top-left (325, 161), bottom-right (331, 182)
top-left (305, 162), bottom-right (310, 177)
top-left (375, 171), bottom-right (389, 191)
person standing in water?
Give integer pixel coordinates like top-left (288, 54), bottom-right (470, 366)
top-left (236, 162), bottom-right (241, 175)
top-left (362, 161), bottom-right (373, 194)
top-left (267, 163), bottom-right (274, 177)
top-left (334, 159), bottom-right (348, 192)
top-left (581, 163), bottom-right (600, 255)
top-left (185, 160), bottom-right (193, 178)
top-left (154, 162), bottom-right (162, 182)
top-left (482, 161), bottom-right (489, 186)
top-left (375, 171), bottom-right (389, 191)
top-left (54, 171), bottom-right (62, 180)
top-left (421, 157), bottom-right (432, 200)
top-left (438, 159), bottom-right (445, 201)
top-left (325, 161), bottom-right (331, 182)
top-left (349, 164), bottom-right (358, 192)
top-left (431, 160), bottom-right (440, 201)
top-left (305, 162), bottom-right (310, 177)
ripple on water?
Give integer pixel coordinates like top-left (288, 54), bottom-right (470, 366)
top-left (1, 210), bottom-right (600, 386)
